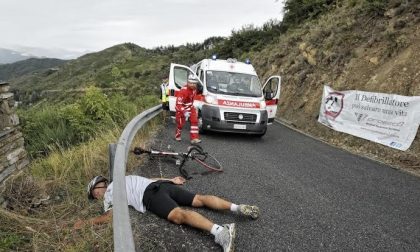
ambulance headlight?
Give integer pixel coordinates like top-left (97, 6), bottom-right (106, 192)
top-left (205, 95), bottom-right (218, 105)
top-left (260, 101), bottom-right (266, 109)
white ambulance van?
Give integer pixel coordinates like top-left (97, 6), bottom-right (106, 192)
top-left (167, 57), bottom-right (281, 136)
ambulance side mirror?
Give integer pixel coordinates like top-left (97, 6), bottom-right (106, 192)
top-left (264, 92), bottom-right (273, 100)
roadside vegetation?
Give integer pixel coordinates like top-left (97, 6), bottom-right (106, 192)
top-left (18, 86), bottom-right (157, 158)
top-left (248, 0), bottom-right (419, 172)
top-left (1, 85), bottom-right (160, 250)
top-left (1, 112), bottom-right (161, 251)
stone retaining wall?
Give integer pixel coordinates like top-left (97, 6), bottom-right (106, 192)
top-left (0, 82), bottom-right (29, 183)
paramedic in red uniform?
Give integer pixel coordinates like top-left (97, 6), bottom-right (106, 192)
top-left (175, 74), bottom-right (201, 144)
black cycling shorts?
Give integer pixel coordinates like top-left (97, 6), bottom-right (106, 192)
top-left (142, 181), bottom-right (196, 219)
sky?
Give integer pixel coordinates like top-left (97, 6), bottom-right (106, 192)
top-left (0, 0), bottom-right (284, 59)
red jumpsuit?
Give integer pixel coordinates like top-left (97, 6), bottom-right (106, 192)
top-left (175, 86), bottom-right (199, 140)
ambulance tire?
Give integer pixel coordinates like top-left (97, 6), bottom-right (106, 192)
top-left (198, 114), bottom-right (206, 134)
top-left (199, 125), bottom-right (206, 134)
top-left (256, 127), bottom-right (267, 137)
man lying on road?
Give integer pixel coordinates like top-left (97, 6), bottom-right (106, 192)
top-left (74, 175), bottom-right (260, 252)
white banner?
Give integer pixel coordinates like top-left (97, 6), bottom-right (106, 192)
top-left (318, 85), bottom-right (420, 151)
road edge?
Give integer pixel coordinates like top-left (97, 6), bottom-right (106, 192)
top-left (274, 118), bottom-right (420, 178)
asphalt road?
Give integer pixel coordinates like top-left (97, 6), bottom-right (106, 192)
top-left (131, 119), bottom-right (420, 251)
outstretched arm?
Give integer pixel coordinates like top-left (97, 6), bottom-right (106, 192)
top-left (150, 176), bottom-right (186, 185)
top-left (73, 209), bottom-right (113, 230)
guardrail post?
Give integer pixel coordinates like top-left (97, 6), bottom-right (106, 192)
top-left (109, 143), bottom-right (117, 182)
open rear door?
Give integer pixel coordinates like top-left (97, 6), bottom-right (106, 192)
top-left (262, 76), bottom-right (281, 124)
top-left (168, 63), bottom-right (204, 112)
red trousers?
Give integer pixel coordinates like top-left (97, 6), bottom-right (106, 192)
top-left (175, 106), bottom-right (199, 140)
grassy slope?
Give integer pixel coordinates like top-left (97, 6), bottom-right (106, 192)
top-left (1, 119), bottom-right (162, 251)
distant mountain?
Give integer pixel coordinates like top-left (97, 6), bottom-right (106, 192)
top-left (0, 57), bottom-right (67, 81)
top-left (9, 43), bottom-right (210, 102)
top-left (0, 48), bottom-right (31, 64)
top-left (10, 46), bottom-right (87, 60)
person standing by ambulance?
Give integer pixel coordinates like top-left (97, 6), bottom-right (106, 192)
top-left (160, 78), bottom-right (169, 110)
top-left (175, 74), bottom-right (201, 144)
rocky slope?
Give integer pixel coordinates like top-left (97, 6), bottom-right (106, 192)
top-left (252, 0), bottom-right (420, 175)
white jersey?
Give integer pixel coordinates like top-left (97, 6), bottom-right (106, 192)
top-left (103, 175), bottom-right (154, 213)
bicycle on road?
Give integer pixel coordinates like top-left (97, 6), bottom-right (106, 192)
top-left (133, 144), bottom-right (223, 179)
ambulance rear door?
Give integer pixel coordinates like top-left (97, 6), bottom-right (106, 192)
top-left (168, 63), bottom-right (204, 112)
top-left (262, 76), bottom-right (281, 124)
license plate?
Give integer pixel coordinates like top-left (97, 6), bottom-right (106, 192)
top-left (233, 124), bottom-right (246, 130)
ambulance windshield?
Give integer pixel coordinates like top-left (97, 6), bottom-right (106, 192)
top-left (206, 71), bottom-right (262, 97)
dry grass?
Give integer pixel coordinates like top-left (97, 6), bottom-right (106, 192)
top-left (0, 115), bottom-right (163, 251)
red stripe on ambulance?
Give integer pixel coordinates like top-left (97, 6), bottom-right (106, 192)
top-left (217, 99), bottom-right (260, 108)
top-left (265, 99), bottom-right (278, 105)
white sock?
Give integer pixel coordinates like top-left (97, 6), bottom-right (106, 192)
top-left (230, 203), bottom-right (239, 212)
top-left (210, 224), bottom-right (224, 236)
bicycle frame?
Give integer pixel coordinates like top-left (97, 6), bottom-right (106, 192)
top-left (133, 145), bottom-right (222, 179)
top-left (133, 146), bottom-right (194, 179)
top-left (150, 149), bottom-right (184, 158)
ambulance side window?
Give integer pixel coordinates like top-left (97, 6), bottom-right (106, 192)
top-left (263, 78), bottom-right (279, 99)
top-left (174, 67), bottom-right (189, 89)
top-left (199, 70), bottom-right (204, 82)
top-left (196, 66), bottom-right (200, 77)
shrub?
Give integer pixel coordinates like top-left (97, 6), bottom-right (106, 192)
top-left (19, 106), bottom-right (78, 156)
top-left (361, 0), bottom-right (389, 16)
top-left (19, 87), bottom-right (157, 158)
top-left (281, 0), bottom-right (337, 31)
top-left (0, 232), bottom-right (27, 251)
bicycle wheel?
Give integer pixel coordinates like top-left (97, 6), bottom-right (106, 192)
top-left (189, 147), bottom-right (223, 172)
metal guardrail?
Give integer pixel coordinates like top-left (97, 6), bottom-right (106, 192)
top-left (111, 104), bottom-right (162, 252)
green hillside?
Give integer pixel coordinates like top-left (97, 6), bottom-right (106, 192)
top-left (0, 58), bottom-right (66, 81)
top-left (10, 43), bottom-right (213, 104)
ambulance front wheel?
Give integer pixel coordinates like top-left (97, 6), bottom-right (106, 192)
top-left (198, 117), bottom-right (206, 134)
top-left (256, 127), bottom-right (267, 137)
top-left (199, 127), bottom-right (206, 134)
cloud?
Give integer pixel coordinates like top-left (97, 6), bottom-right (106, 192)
top-left (0, 0), bottom-right (283, 58)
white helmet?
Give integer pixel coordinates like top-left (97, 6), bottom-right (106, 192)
top-left (187, 74), bottom-right (199, 84)
top-left (87, 175), bottom-right (108, 200)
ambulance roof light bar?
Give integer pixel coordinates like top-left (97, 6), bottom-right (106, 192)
top-left (245, 58), bottom-right (251, 64)
top-left (212, 54), bottom-right (217, 60)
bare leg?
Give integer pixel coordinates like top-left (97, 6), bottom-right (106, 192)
top-left (191, 194), bottom-right (232, 210)
top-left (167, 207), bottom-right (213, 232)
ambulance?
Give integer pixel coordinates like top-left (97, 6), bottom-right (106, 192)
top-left (167, 56), bottom-right (281, 136)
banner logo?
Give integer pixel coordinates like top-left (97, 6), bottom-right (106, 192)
top-left (324, 92), bottom-right (344, 118)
